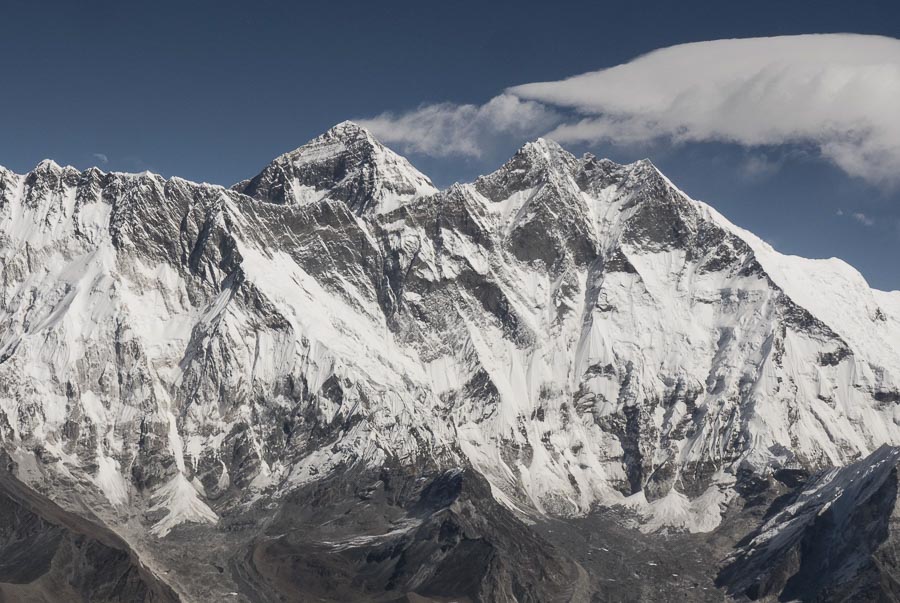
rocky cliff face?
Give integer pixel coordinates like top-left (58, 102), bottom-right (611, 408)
top-left (1, 122), bottom-right (899, 601)
top-left (718, 445), bottom-right (900, 601)
top-left (0, 450), bottom-right (179, 603)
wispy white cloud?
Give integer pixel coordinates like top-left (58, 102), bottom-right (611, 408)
top-left (362, 34), bottom-right (900, 187)
top-left (837, 209), bottom-right (878, 226)
top-left (358, 94), bottom-right (560, 158)
top-left (511, 34), bottom-right (900, 186)
top-left (92, 152), bottom-right (109, 164)
top-left (739, 154), bottom-right (780, 181)
top-left (852, 212), bottom-right (876, 226)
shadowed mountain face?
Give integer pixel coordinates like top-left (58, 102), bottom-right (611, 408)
top-left (230, 466), bottom-right (579, 602)
top-left (718, 445), bottom-right (900, 602)
top-left (0, 122), bottom-right (899, 601)
top-left (0, 454), bottom-right (179, 603)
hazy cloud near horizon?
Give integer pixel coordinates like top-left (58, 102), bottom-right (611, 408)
top-left (361, 34), bottom-right (900, 187)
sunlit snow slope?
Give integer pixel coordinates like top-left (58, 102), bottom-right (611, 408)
top-left (1, 122), bottom-right (898, 544)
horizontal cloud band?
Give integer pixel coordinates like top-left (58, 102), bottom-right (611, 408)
top-left (360, 34), bottom-right (900, 186)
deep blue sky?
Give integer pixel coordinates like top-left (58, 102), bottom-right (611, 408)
top-left (1, 0), bottom-right (897, 289)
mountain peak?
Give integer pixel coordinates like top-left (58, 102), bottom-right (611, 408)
top-left (517, 137), bottom-right (571, 163)
top-left (235, 121), bottom-right (436, 214)
top-left (627, 157), bottom-right (661, 175)
top-left (35, 158), bottom-right (61, 170)
top-left (282, 120), bottom-right (384, 166)
top-left (523, 136), bottom-right (564, 153)
top-left (322, 119), bottom-right (374, 142)
top-left (474, 136), bottom-right (578, 201)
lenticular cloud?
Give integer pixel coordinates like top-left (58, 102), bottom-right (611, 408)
top-left (510, 34), bottom-right (900, 186)
top-left (364, 34), bottom-right (900, 187)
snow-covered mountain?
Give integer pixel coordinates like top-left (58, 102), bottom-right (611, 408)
top-left (1, 122), bottom-right (899, 601)
top-left (234, 120), bottom-right (437, 213)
